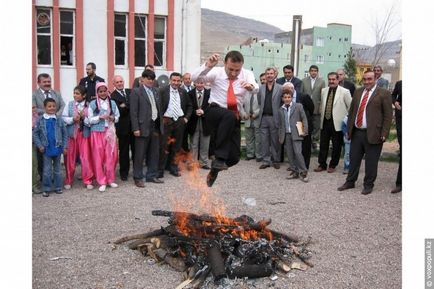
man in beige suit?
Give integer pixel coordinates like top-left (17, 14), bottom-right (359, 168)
top-left (300, 65), bottom-right (326, 150)
top-left (314, 72), bottom-right (352, 173)
top-left (338, 70), bottom-right (393, 195)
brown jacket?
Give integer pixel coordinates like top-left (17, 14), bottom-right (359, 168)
top-left (347, 87), bottom-right (393, 144)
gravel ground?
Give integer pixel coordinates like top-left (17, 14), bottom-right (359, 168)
top-left (33, 158), bottom-right (401, 289)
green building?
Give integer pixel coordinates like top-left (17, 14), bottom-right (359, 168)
top-left (225, 23), bottom-right (352, 80)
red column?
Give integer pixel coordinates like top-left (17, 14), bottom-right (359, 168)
top-left (166, 0), bottom-right (174, 71)
top-left (128, 0), bottom-right (135, 87)
top-left (52, 0), bottom-right (60, 90)
top-left (147, 0), bottom-right (155, 66)
top-left (32, 1), bottom-right (36, 89)
top-left (107, 0), bottom-right (115, 87)
top-left (75, 0), bottom-right (84, 84)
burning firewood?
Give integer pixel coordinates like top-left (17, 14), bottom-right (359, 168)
top-left (115, 210), bottom-right (313, 287)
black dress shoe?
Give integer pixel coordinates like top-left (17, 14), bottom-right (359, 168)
top-left (337, 182), bottom-right (355, 191)
top-left (259, 164), bottom-right (270, 169)
top-left (256, 158), bottom-right (263, 162)
top-left (206, 169), bottom-right (219, 187)
top-left (273, 163), bottom-right (280, 169)
top-left (134, 179), bottom-right (145, 188)
top-left (121, 176), bottom-right (128, 181)
top-left (201, 165), bottom-right (211, 170)
top-left (245, 156), bottom-right (255, 161)
top-left (170, 171), bottom-right (181, 177)
top-left (146, 178), bottom-right (164, 183)
top-left (391, 186), bottom-right (402, 194)
top-left (361, 187), bottom-right (373, 195)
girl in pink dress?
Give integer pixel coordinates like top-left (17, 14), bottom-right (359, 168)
top-left (88, 82), bottom-right (120, 192)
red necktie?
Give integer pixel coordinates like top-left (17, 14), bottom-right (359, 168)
top-left (356, 89), bottom-right (370, 128)
top-left (227, 79), bottom-right (238, 117)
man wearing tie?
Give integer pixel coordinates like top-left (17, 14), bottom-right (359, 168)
top-left (191, 51), bottom-right (258, 187)
top-left (111, 75), bottom-right (134, 181)
top-left (129, 70), bottom-right (164, 187)
top-left (32, 73), bottom-right (65, 117)
top-left (158, 72), bottom-right (193, 178)
top-left (338, 71), bottom-right (393, 195)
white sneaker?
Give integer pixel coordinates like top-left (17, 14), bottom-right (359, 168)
top-left (64, 184), bottom-right (71, 190)
top-left (98, 185), bottom-right (106, 192)
top-left (109, 182), bottom-right (118, 188)
top-left (86, 184), bottom-right (94, 190)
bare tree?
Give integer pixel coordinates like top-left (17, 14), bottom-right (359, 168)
top-left (370, 2), bottom-right (401, 66)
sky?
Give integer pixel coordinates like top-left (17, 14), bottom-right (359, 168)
top-left (201, 0), bottom-right (402, 46)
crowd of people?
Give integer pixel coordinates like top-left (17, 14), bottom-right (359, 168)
top-left (32, 53), bottom-right (402, 197)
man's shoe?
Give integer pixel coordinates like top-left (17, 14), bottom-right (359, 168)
top-left (299, 172), bottom-right (309, 183)
top-left (134, 179), bottom-right (145, 188)
top-left (273, 163), bottom-right (280, 169)
top-left (146, 178), bottom-right (164, 184)
top-left (158, 172), bottom-right (164, 179)
top-left (286, 171), bottom-right (299, 179)
top-left (42, 192), bottom-right (49, 197)
top-left (55, 189), bottom-right (63, 194)
top-left (256, 158), bottom-right (263, 162)
top-left (391, 186), bottom-right (402, 194)
top-left (120, 176), bottom-right (128, 181)
top-left (361, 187), bottom-right (373, 195)
top-left (211, 159), bottom-right (228, 171)
top-left (314, 166), bottom-right (326, 172)
top-left (342, 169), bottom-right (349, 175)
top-left (206, 170), bottom-right (219, 187)
top-left (337, 182), bottom-right (355, 191)
top-left (327, 167), bottom-right (336, 173)
top-left (170, 171), bottom-right (181, 177)
top-left (286, 167), bottom-right (294, 172)
top-left (245, 156), bottom-right (255, 161)
top-left (259, 164), bottom-right (270, 169)
top-left (201, 165), bottom-right (211, 170)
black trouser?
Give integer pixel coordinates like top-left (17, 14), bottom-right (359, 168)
top-left (302, 134), bottom-right (312, 169)
top-left (117, 132), bottom-right (135, 178)
top-left (159, 117), bottom-right (185, 174)
top-left (204, 104), bottom-right (240, 167)
top-left (346, 128), bottom-right (383, 189)
top-left (133, 128), bottom-right (159, 180)
top-left (395, 112), bottom-right (402, 186)
top-left (318, 118), bottom-right (343, 169)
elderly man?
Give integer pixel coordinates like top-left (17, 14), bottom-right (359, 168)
top-left (338, 70), bottom-right (393, 195)
top-left (192, 51), bottom-right (258, 187)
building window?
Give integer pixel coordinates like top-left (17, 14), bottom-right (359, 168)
top-left (316, 37), bottom-right (324, 47)
top-left (316, 55), bottom-right (324, 64)
top-left (304, 54), bottom-right (309, 63)
top-left (36, 8), bottom-right (52, 65)
top-left (304, 71), bottom-right (309, 78)
top-left (60, 10), bottom-right (74, 66)
top-left (154, 17), bottom-right (166, 67)
top-left (114, 14), bottom-right (127, 66)
top-left (134, 14), bottom-right (147, 67)
top-left (344, 37), bottom-right (348, 41)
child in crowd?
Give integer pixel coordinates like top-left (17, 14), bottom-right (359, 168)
top-left (278, 90), bottom-right (309, 182)
top-left (88, 82), bottom-right (120, 192)
top-left (32, 105), bottom-right (41, 194)
top-left (62, 85), bottom-right (94, 190)
top-left (341, 114), bottom-right (350, 174)
top-left (33, 98), bottom-right (68, 197)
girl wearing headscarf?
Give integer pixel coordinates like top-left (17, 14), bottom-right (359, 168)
top-left (88, 82), bottom-right (120, 192)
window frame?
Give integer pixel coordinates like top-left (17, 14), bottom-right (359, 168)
top-left (36, 7), bottom-right (53, 67)
top-left (134, 14), bottom-right (147, 68)
top-left (153, 16), bottom-right (166, 68)
top-left (59, 9), bottom-right (75, 67)
top-left (114, 13), bottom-right (128, 67)
top-left (316, 55), bottom-right (324, 64)
top-left (315, 37), bottom-right (324, 47)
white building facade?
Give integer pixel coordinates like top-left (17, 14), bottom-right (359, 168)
top-left (32, 0), bottom-right (201, 102)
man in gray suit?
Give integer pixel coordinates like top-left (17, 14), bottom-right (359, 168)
top-left (373, 65), bottom-right (389, 89)
top-left (300, 65), bottom-right (326, 150)
top-left (32, 73), bottom-right (65, 117)
top-left (129, 70), bottom-right (164, 187)
top-left (257, 67), bottom-right (283, 169)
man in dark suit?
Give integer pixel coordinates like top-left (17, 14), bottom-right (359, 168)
top-left (338, 70), bottom-right (393, 195)
top-left (187, 77), bottom-right (211, 169)
top-left (129, 70), bottom-right (164, 187)
top-left (276, 64), bottom-right (302, 95)
top-left (111, 75), bottom-right (134, 181)
top-left (336, 68), bottom-right (356, 97)
top-left (158, 72), bottom-right (193, 177)
top-left (391, 80), bottom-right (402, 194)
top-left (79, 62), bottom-right (105, 102)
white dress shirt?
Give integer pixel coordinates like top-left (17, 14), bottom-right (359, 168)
top-left (356, 84), bottom-right (377, 129)
top-left (191, 63), bottom-right (258, 109)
